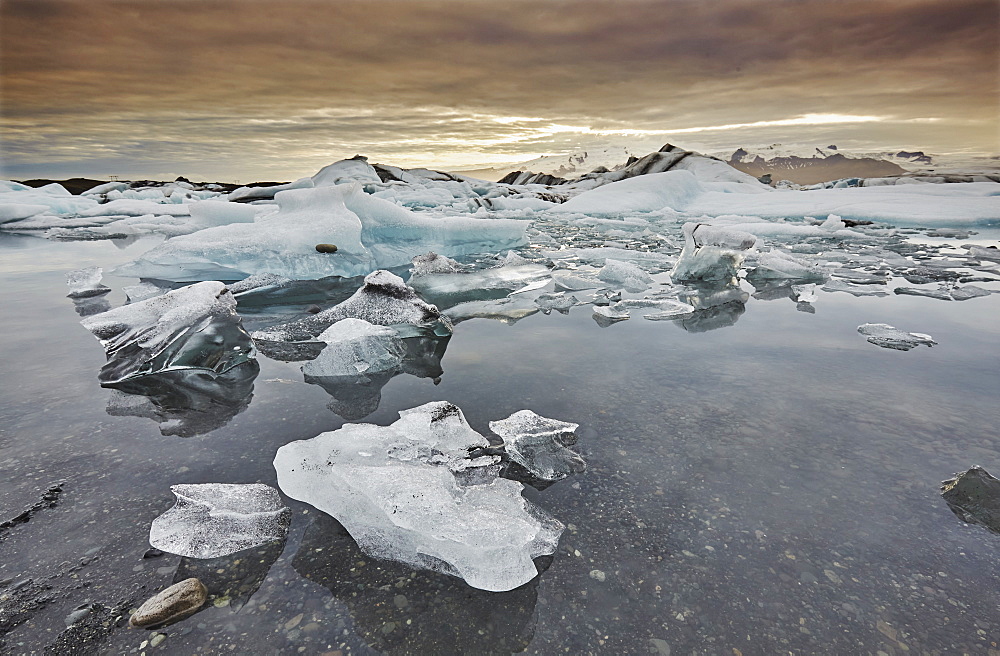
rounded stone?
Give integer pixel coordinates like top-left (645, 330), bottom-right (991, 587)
top-left (129, 578), bottom-right (207, 629)
top-left (315, 243), bottom-right (339, 253)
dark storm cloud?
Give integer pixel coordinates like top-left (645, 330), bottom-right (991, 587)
top-left (1, 0), bottom-right (996, 179)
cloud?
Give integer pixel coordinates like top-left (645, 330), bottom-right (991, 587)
top-left (1, 0), bottom-right (996, 179)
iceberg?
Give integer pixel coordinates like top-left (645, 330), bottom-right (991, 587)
top-left (81, 281), bottom-right (255, 385)
top-left (252, 270), bottom-right (450, 343)
top-left (149, 484), bottom-right (291, 559)
top-left (116, 185), bottom-right (529, 282)
top-left (273, 401), bottom-right (565, 592)
top-left (65, 266), bottom-right (111, 299)
top-left (489, 410), bottom-right (585, 483)
top-left (857, 323), bottom-right (936, 351)
top-left (672, 222), bottom-right (757, 283)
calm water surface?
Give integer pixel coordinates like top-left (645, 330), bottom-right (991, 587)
top-left (1, 232), bottom-right (999, 655)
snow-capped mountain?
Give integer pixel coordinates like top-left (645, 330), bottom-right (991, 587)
top-left (455, 146), bottom-right (636, 181)
top-left (711, 144), bottom-right (938, 184)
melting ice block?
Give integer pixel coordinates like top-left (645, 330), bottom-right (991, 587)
top-left (116, 185), bottom-right (528, 281)
top-left (302, 319), bottom-right (404, 378)
top-left (408, 251), bottom-right (551, 307)
top-left (857, 323), bottom-right (936, 351)
top-left (149, 484), bottom-right (291, 559)
top-left (252, 270), bottom-right (450, 343)
top-left (66, 266), bottom-right (111, 299)
top-left (81, 281), bottom-right (255, 384)
top-left (274, 401), bottom-right (565, 592)
top-left (598, 258), bottom-right (653, 292)
top-left (672, 222), bottom-right (757, 283)
top-left (489, 410), bottom-right (585, 483)
top-left (746, 249), bottom-right (828, 284)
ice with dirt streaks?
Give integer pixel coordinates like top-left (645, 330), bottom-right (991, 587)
top-left (252, 270), bottom-right (450, 343)
top-left (273, 401), bottom-right (565, 592)
top-left (81, 281), bottom-right (255, 384)
top-left (149, 484), bottom-right (291, 559)
top-left (857, 323), bottom-right (936, 351)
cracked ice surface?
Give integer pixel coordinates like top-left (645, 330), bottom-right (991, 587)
top-left (274, 401), bottom-right (565, 592)
top-left (149, 483), bottom-right (291, 559)
top-left (81, 281), bottom-right (255, 384)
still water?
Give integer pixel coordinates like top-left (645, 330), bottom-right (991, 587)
top-left (1, 232), bottom-right (999, 655)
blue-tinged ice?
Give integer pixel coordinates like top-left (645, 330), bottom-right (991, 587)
top-left (81, 281), bottom-right (255, 384)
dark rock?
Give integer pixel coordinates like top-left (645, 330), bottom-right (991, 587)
top-left (942, 466), bottom-right (1000, 534)
top-left (142, 548), bottom-right (164, 559)
top-left (129, 578), bottom-right (207, 629)
top-left (315, 243), bottom-right (339, 253)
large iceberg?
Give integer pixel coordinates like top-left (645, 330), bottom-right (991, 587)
top-left (81, 281), bottom-right (255, 385)
top-left (273, 401), bottom-right (565, 592)
top-left (115, 185), bottom-right (529, 281)
top-left (149, 483), bottom-right (291, 559)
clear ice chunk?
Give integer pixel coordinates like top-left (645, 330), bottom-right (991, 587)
top-left (273, 401), bottom-right (565, 592)
top-left (550, 270), bottom-right (604, 290)
top-left (66, 266), bottom-right (111, 299)
top-left (857, 323), bottom-right (936, 350)
top-left (302, 319), bottom-right (404, 378)
top-left (592, 305), bottom-right (630, 327)
top-left (149, 483), bottom-right (291, 559)
top-left (746, 250), bottom-right (828, 284)
top-left (81, 281), bottom-right (255, 385)
top-left (672, 222), bottom-right (757, 283)
top-left (443, 296), bottom-right (540, 325)
top-left (489, 410), bottom-right (585, 483)
top-left (408, 255), bottom-right (550, 307)
top-left (535, 292), bottom-right (578, 314)
top-left (251, 270), bottom-right (450, 343)
top-left (597, 258), bottom-right (654, 292)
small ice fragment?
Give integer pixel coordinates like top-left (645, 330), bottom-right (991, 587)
top-left (597, 258), bottom-right (653, 292)
top-left (228, 273), bottom-right (295, 296)
top-left (820, 214), bottom-right (846, 231)
top-left (535, 292), bottom-right (578, 314)
top-left (968, 245), bottom-right (1000, 263)
top-left (747, 250), bottom-right (827, 284)
top-left (410, 252), bottom-right (463, 276)
top-left (551, 270), bottom-right (603, 290)
top-left (616, 298), bottom-right (695, 320)
top-left (302, 318), bottom-right (404, 378)
top-left (489, 410), bottom-right (585, 482)
top-left (857, 323), bottom-right (936, 351)
top-left (444, 296), bottom-right (539, 325)
top-left (149, 484), bottom-right (291, 559)
top-left (509, 278), bottom-right (551, 295)
top-left (592, 305), bottom-right (630, 327)
top-left (66, 266), bottom-right (111, 298)
top-left (941, 466), bottom-right (1000, 535)
top-left (274, 401), bottom-right (564, 592)
top-left (822, 279), bottom-right (890, 297)
top-left (81, 281), bottom-right (255, 384)
top-left (949, 285), bottom-right (992, 301)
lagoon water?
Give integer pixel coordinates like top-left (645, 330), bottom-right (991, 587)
top-left (2, 230), bottom-right (1000, 655)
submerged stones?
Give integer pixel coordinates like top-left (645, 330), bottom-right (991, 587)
top-left (857, 323), bottom-right (936, 351)
top-left (274, 401), bottom-right (572, 591)
top-left (129, 578), bottom-right (207, 629)
top-left (941, 466), bottom-right (1000, 535)
top-left (149, 484), bottom-right (291, 559)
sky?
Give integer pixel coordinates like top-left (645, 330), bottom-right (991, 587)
top-left (1, 0), bottom-right (997, 182)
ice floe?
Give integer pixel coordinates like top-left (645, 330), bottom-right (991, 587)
top-left (857, 323), bottom-right (936, 350)
top-left (273, 401), bottom-right (565, 591)
top-left (149, 483), bottom-right (291, 559)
